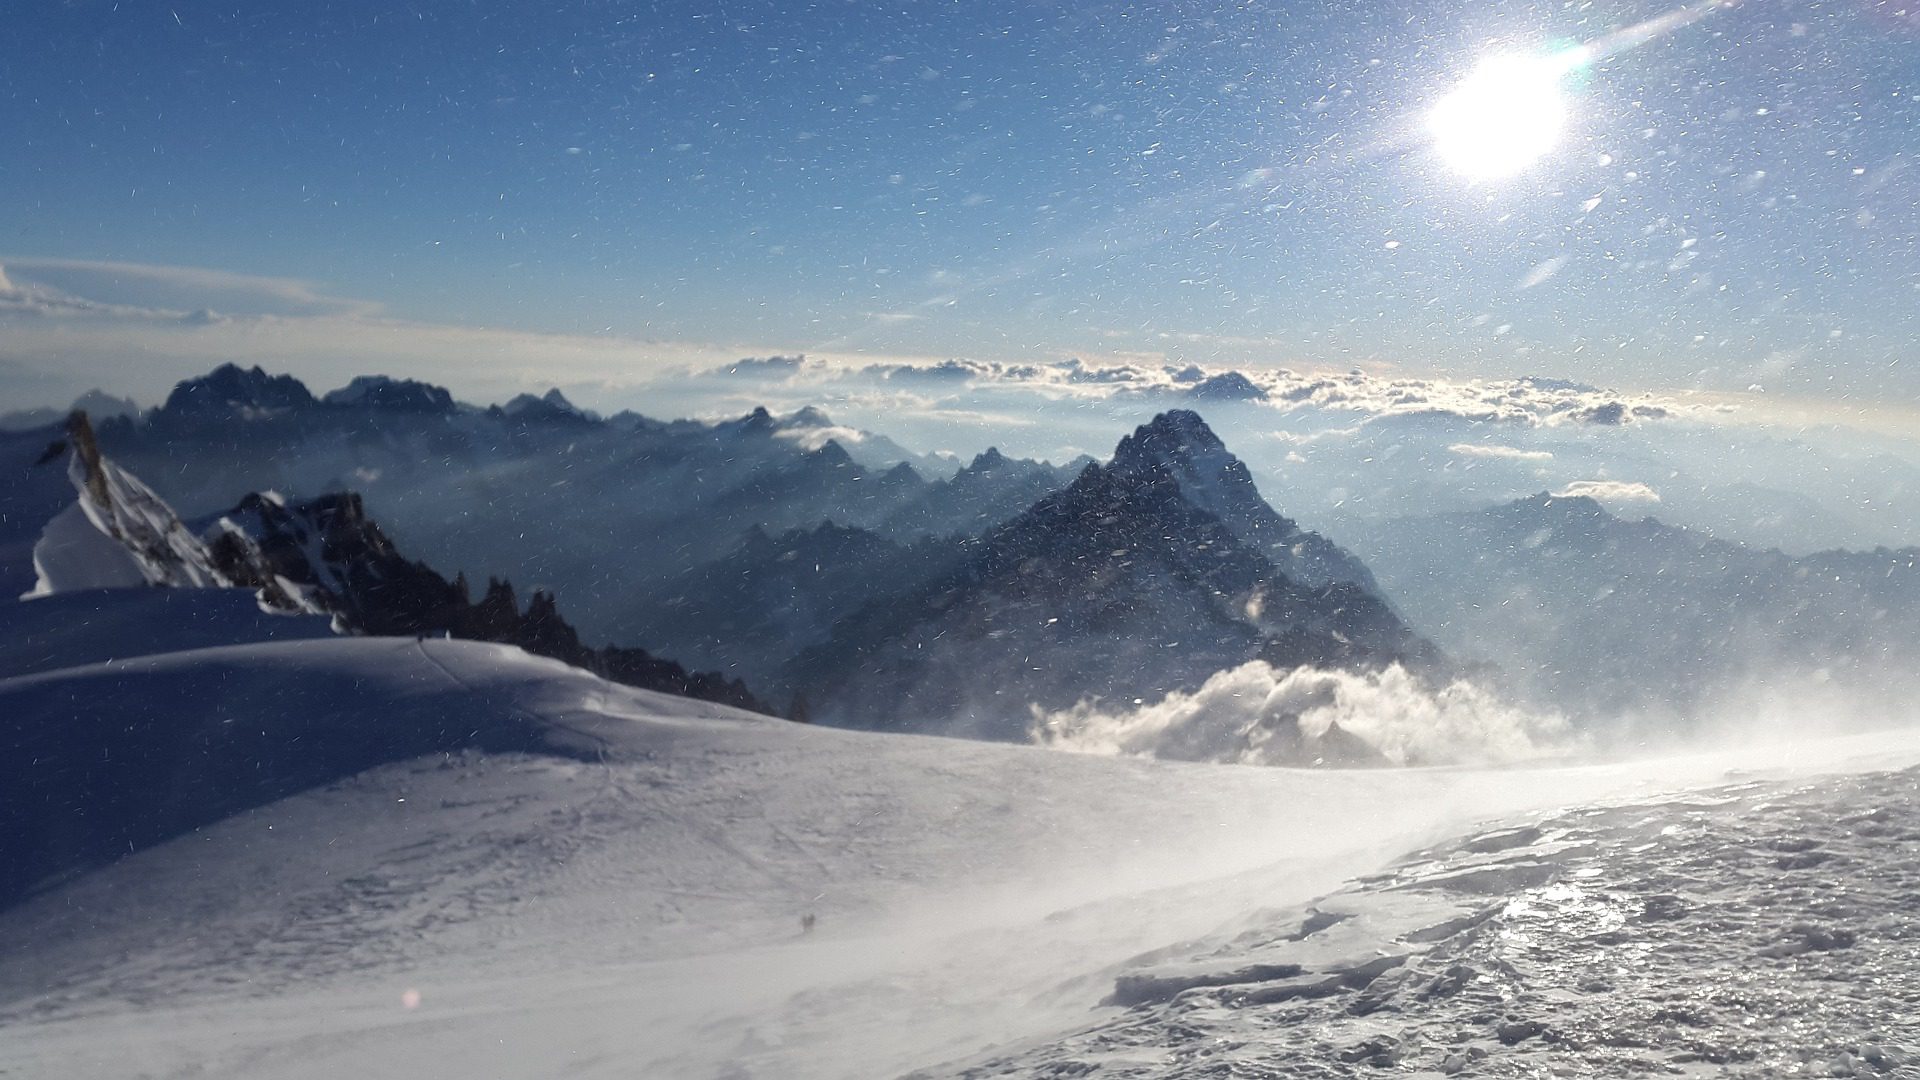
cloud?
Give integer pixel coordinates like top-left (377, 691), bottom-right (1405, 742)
top-left (1553, 479), bottom-right (1662, 502)
top-left (1448, 443), bottom-right (1555, 461)
top-left (713, 355), bottom-right (811, 379)
top-left (0, 262), bottom-right (976, 414)
top-left (0, 256), bottom-right (377, 318)
top-left (774, 424), bottom-right (869, 451)
top-left (0, 255), bottom-right (1715, 448)
top-left (1031, 661), bottom-right (1570, 767)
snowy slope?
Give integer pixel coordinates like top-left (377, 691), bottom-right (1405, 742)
top-left (934, 766), bottom-right (1920, 1078)
top-left (3, 636), bottom-right (1918, 1079)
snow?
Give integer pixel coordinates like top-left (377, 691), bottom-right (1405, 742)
top-left (938, 767), bottom-right (1920, 1076)
top-left (3, 636), bottom-right (1919, 1078)
top-left (25, 432), bottom-right (228, 598)
top-left (0, 587), bottom-right (332, 678)
top-left (25, 498), bottom-right (151, 594)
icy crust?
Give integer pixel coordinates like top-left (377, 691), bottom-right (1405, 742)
top-left (940, 769), bottom-right (1920, 1079)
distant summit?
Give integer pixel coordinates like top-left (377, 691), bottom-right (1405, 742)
top-left (321, 375), bottom-right (456, 414)
top-left (162, 364), bottom-right (317, 417)
top-left (498, 388), bottom-right (595, 423)
top-left (0, 390), bottom-right (142, 433)
top-left (1183, 371), bottom-right (1269, 402)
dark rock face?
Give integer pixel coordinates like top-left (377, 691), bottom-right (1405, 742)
top-left (320, 375), bottom-right (457, 414)
top-left (162, 364), bottom-right (319, 416)
top-left (1108, 411), bottom-right (1383, 594)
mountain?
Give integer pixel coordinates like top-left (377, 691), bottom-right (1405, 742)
top-left (1107, 410), bottom-right (1382, 593)
top-left (1358, 493), bottom-right (1920, 718)
top-left (0, 390), bottom-right (141, 433)
top-left (3, 413), bottom-right (766, 712)
top-left (877, 446), bottom-right (1079, 540)
top-left (12, 412), bottom-right (233, 599)
top-left (161, 363), bottom-right (319, 417)
top-left (1183, 371), bottom-right (1269, 402)
top-left (625, 520), bottom-right (966, 684)
top-left (91, 367), bottom-right (1054, 642)
top-left (0, 414), bottom-right (335, 674)
top-left (787, 413), bottom-right (1432, 740)
top-left (200, 489), bottom-right (768, 713)
top-left (320, 375), bottom-right (457, 413)
top-left (495, 387), bottom-right (596, 424)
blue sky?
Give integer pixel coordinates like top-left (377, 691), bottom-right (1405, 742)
top-left (1, 0), bottom-right (1916, 406)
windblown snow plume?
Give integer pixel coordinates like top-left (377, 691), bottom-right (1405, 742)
top-left (1032, 662), bottom-right (1570, 767)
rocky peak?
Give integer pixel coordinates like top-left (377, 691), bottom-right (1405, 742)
top-left (24, 412), bottom-right (233, 596)
top-left (499, 388), bottom-right (592, 423)
top-left (806, 439), bottom-right (856, 469)
top-left (321, 375), bottom-right (456, 414)
top-left (1106, 411), bottom-right (1385, 595)
top-left (1109, 411), bottom-right (1268, 522)
top-left (1109, 410), bottom-right (1230, 470)
top-left (162, 364), bottom-right (317, 417)
top-left (738, 405), bottom-right (777, 433)
top-left (962, 446), bottom-right (1011, 475)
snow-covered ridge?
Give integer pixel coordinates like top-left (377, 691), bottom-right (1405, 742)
top-left (25, 412), bottom-right (231, 598)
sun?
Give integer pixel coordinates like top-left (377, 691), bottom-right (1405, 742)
top-left (1427, 54), bottom-right (1569, 180)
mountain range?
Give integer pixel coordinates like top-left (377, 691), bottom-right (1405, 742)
top-left (17, 361), bottom-right (1920, 747)
top-left (1360, 492), bottom-right (1920, 719)
top-left (87, 365), bottom-right (1080, 646)
top-left (5, 367), bottom-right (1428, 757)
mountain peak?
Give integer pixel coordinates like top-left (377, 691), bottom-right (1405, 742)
top-left (1106, 411), bottom-right (1385, 595)
top-left (1110, 410), bottom-right (1228, 471)
top-left (321, 375), bottom-right (456, 414)
top-left (1512, 492), bottom-right (1610, 519)
top-left (964, 446), bottom-right (1009, 473)
top-left (805, 438), bottom-right (856, 468)
top-left (499, 388), bottom-right (593, 423)
top-left (784, 406), bottom-right (833, 429)
top-left (162, 364), bottom-right (317, 417)
top-left (1185, 371), bottom-right (1270, 402)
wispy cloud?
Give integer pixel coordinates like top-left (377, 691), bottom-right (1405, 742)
top-left (1448, 443), bottom-right (1555, 461)
top-left (1553, 479), bottom-right (1662, 503)
top-left (0, 256), bottom-right (380, 318)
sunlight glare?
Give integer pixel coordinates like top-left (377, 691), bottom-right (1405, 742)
top-left (1427, 54), bottom-right (1569, 180)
